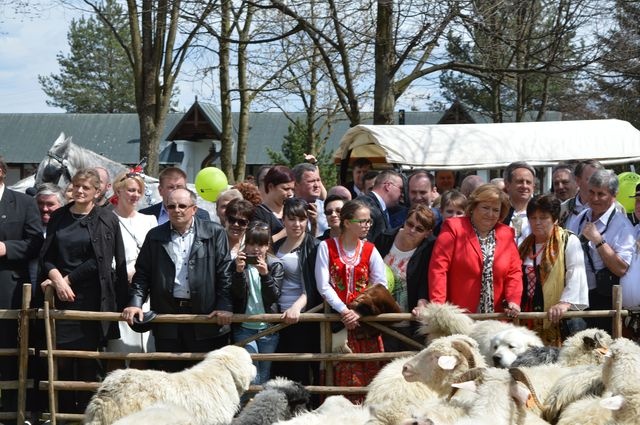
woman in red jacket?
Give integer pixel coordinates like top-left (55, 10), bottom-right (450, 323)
top-left (429, 184), bottom-right (523, 316)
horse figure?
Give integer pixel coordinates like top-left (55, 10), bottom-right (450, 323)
top-left (26, 133), bottom-right (217, 217)
top-left (34, 133), bottom-right (161, 208)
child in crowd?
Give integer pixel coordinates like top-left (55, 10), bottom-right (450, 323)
top-left (440, 189), bottom-right (467, 219)
top-left (231, 221), bottom-right (284, 384)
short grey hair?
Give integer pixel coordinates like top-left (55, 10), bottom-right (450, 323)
top-left (35, 182), bottom-right (67, 206)
top-left (217, 188), bottom-right (243, 203)
top-left (503, 161), bottom-right (536, 183)
top-left (292, 162), bottom-right (318, 183)
top-left (588, 169), bottom-right (618, 195)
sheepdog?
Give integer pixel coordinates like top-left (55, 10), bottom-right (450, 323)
top-left (489, 327), bottom-right (546, 367)
top-left (415, 302), bottom-right (543, 365)
top-left (231, 377), bottom-right (311, 424)
top-left (84, 345), bottom-right (256, 425)
top-left (112, 403), bottom-right (192, 425)
top-left (273, 395), bottom-right (371, 425)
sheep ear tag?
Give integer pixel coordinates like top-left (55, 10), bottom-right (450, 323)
top-left (437, 355), bottom-right (457, 370)
top-left (511, 382), bottom-right (533, 407)
top-left (600, 395), bottom-right (625, 410)
top-left (451, 381), bottom-right (477, 393)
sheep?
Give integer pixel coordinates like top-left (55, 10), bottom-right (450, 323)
top-left (111, 403), bottom-right (192, 425)
top-left (231, 377), bottom-right (311, 425)
top-left (361, 335), bottom-right (484, 425)
top-left (83, 345), bottom-right (256, 425)
top-left (273, 395), bottom-right (371, 425)
top-left (555, 396), bottom-right (612, 425)
top-left (403, 367), bottom-right (551, 425)
top-left (513, 328), bottom-right (611, 368)
top-left (415, 302), bottom-right (543, 366)
top-left (533, 329), bottom-right (612, 422)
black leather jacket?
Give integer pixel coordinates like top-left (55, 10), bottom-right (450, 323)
top-left (231, 256), bottom-right (284, 314)
top-left (128, 217), bottom-right (233, 339)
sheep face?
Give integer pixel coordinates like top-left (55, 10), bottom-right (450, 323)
top-left (401, 335), bottom-right (484, 395)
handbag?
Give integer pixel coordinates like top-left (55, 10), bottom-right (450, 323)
top-left (594, 268), bottom-right (619, 297)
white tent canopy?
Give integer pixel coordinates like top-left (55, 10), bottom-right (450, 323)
top-left (334, 119), bottom-right (640, 170)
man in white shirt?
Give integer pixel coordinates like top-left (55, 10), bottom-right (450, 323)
top-left (561, 159), bottom-right (603, 228)
top-left (502, 161), bottom-right (536, 246)
top-left (293, 162), bottom-right (328, 236)
top-left (567, 169), bottom-right (635, 332)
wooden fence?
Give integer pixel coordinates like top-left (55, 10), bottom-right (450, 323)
top-left (0, 284), bottom-right (629, 424)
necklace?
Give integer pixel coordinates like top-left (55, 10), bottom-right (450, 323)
top-left (70, 211), bottom-right (87, 221)
top-left (528, 242), bottom-right (547, 259)
top-left (337, 238), bottom-right (363, 266)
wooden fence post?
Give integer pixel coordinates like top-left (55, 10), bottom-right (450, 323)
top-left (17, 284), bottom-right (32, 424)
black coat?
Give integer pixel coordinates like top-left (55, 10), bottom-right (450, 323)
top-left (374, 229), bottom-right (435, 309)
top-left (129, 217), bottom-right (233, 340)
top-left (0, 188), bottom-right (43, 309)
top-left (231, 256), bottom-right (284, 315)
top-left (36, 202), bottom-right (128, 338)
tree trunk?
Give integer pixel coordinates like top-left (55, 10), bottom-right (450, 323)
top-left (373, 0), bottom-right (395, 125)
top-left (219, 0), bottom-right (235, 183)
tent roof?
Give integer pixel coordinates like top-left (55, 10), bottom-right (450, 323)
top-left (334, 119), bottom-right (640, 170)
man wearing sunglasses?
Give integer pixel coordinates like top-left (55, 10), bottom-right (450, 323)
top-left (123, 187), bottom-right (232, 371)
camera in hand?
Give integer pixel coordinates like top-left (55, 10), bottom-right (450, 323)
top-left (245, 255), bottom-right (259, 265)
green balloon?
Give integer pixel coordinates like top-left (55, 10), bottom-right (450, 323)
top-left (195, 167), bottom-right (228, 202)
top-left (385, 264), bottom-right (396, 294)
top-left (617, 172), bottom-right (640, 213)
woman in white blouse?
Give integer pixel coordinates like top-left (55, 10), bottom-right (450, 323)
top-left (518, 193), bottom-right (588, 346)
top-left (107, 170), bottom-right (157, 361)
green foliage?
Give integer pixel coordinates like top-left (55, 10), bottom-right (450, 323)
top-left (267, 119), bottom-right (337, 187)
top-left (38, 0), bottom-right (136, 113)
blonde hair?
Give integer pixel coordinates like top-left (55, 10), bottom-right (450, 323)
top-left (113, 170), bottom-right (145, 194)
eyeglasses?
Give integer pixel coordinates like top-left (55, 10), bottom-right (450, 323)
top-left (404, 220), bottom-right (427, 233)
top-left (349, 218), bottom-right (373, 226)
top-left (325, 208), bottom-right (342, 216)
top-left (166, 203), bottom-right (194, 211)
top-left (385, 181), bottom-right (403, 191)
top-left (227, 216), bottom-right (249, 227)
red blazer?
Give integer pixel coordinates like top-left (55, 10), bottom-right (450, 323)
top-left (428, 217), bottom-right (523, 313)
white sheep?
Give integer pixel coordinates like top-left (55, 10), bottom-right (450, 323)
top-left (273, 395), bottom-right (371, 425)
top-left (415, 302), bottom-right (543, 366)
top-left (362, 334), bottom-right (485, 425)
top-left (83, 345), bottom-right (256, 425)
top-left (111, 403), bottom-right (192, 425)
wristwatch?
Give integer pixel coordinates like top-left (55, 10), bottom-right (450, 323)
top-left (595, 239), bottom-right (606, 248)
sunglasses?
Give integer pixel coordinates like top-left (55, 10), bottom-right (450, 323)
top-left (166, 203), bottom-right (194, 211)
top-left (227, 216), bottom-right (249, 227)
top-left (325, 208), bottom-right (342, 216)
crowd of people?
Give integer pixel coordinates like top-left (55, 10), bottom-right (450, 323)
top-left (2, 153), bottom-right (640, 415)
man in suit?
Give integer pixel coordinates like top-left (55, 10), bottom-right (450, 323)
top-left (0, 156), bottom-right (44, 411)
top-left (139, 167), bottom-right (210, 224)
top-left (345, 157), bottom-right (372, 199)
top-left (123, 188), bottom-right (232, 371)
top-left (356, 170), bottom-right (403, 242)
top-left (502, 161), bottom-right (536, 246)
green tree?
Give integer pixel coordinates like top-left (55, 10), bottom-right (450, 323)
top-left (267, 119), bottom-right (336, 187)
top-left (593, 0), bottom-right (640, 129)
top-left (38, 0), bottom-right (136, 113)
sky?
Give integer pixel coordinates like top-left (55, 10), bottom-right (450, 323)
top-left (0, 3), bottom-right (201, 113)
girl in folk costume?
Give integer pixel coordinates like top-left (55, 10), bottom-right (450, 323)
top-left (518, 194), bottom-right (588, 346)
top-left (315, 200), bottom-right (388, 402)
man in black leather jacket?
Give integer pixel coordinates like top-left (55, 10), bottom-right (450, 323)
top-left (123, 188), bottom-right (232, 371)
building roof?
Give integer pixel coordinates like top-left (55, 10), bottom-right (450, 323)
top-left (0, 102), bottom-right (562, 166)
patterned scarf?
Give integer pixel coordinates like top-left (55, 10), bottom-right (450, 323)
top-left (474, 226), bottom-right (496, 313)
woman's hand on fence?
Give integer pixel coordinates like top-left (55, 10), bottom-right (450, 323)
top-left (208, 310), bottom-right (233, 325)
top-left (281, 307), bottom-right (301, 324)
top-left (504, 302), bottom-right (521, 318)
top-left (122, 306), bottom-right (144, 325)
top-left (341, 308), bottom-right (360, 330)
top-left (548, 302), bottom-right (571, 323)
top-left (52, 276), bottom-right (76, 302)
top-left (411, 298), bottom-right (428, 317)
